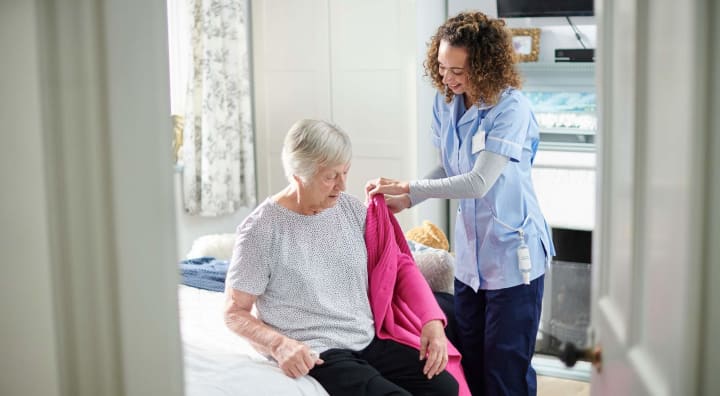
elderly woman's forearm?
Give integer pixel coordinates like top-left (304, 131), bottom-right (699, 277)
top-left (224, 308), bottom-right (286, 355)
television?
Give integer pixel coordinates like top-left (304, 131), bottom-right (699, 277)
top-left (497, 0), bottom-right (594, 18)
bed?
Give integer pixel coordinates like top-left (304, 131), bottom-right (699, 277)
top-left (178, 284), bottom-right (329, 396)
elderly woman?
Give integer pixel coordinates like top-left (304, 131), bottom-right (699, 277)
top-left (224, 119), bottom-right (459, 396)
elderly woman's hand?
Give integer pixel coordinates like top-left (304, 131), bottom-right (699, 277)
top-left (419, 319), bottom-right (448, 379)
top-left (365, 177), bottom-right (410, 197)
top-left (271, 336), bottom-right (324, 378)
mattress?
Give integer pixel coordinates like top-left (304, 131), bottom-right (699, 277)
top-left (178, 285), bottom-right (329, 396)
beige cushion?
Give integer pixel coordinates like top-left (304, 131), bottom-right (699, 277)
top-left (413, 249), bottom-right (455, 294)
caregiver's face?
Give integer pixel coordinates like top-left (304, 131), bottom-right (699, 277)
top-left (438, 39), bottom-right (470, 95)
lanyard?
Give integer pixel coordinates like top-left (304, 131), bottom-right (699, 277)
top-left (495, 216), bottom-right (532, 285)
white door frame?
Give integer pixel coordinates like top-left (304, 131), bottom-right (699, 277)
top-left (700, 1), bottom-right (720, 394)
top-left (592, 0), bottom-right (718, 394)
top-left (9, 0), bottom-right (185, 394)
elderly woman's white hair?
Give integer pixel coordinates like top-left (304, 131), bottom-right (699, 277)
top-left (281, 119), bottom-right (352, 183)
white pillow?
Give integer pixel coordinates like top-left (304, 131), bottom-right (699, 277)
top-left (186, 233), bottom-right (236, 261)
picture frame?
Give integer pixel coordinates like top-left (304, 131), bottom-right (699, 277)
top-left (510, 28), bottom-right (541, 62)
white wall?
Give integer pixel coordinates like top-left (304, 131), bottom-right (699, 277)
top-left (174, 172), bottom-right (251, 258)
top-left (413, 1), bottom-right (450, 233)
top-left (251, 0), bottom-right (419, 229)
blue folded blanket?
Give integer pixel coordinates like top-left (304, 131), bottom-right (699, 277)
top-left (179, 256), bottom-right (229, 292)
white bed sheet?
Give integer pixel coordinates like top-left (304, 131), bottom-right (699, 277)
top-left (178, 285), bottom-right (329, 396)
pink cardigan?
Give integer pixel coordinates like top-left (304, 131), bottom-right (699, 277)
top-left (365, 195), bottom-right (471, 396)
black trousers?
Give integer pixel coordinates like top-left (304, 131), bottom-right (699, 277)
top-left (454, 276), bottom-right (544, 396)
top-left (309, 337), bottom-right (459, 396)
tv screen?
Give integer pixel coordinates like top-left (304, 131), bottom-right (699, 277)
top-left (497, 0), bottom-right (594, 17)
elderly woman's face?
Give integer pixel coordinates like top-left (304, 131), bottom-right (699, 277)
top-left (301, 162), bottom-right (350, 211)
top-left (438, 39), bottom-right (470, 95)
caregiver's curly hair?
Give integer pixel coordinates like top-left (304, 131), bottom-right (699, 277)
top-left (425, 11), bottom-right (521, 105)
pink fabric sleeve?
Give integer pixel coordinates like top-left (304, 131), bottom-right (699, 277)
top-left (365, 195), bottom-right (471, 396)
top-left (394, 255), bottom-right (447, 327)
top-left (385, 201), bottom-right (446, 326)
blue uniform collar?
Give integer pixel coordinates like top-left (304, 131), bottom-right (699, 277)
top-left (451, 89), bottom-right (514, 129)
top-left (451, 95), bottom-right (481, 128)
top-left (473, 88), bottom-right (515, 110)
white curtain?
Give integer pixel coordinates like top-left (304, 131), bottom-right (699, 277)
top-left (182, 0), bottom-right (255, 216)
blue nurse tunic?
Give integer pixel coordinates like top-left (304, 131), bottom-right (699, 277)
top-left (431, 89), bottom-right (556, 291)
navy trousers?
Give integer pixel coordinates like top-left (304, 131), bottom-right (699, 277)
top-left (454, 275), bottom-right (544, 396)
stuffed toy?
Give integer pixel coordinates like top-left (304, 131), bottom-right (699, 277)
top-left (405, 220), bottom-right (450, 251)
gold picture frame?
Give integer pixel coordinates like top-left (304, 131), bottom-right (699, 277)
top-left (510, 28), bottom-right (540, 62)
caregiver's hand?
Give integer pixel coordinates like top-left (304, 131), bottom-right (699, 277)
top-left (365, 177), bottom-right (410, 197)
top-left (419, 319), bottom-right (448, 379)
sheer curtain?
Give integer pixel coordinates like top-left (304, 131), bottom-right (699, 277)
top-left (173, 0), bottom-right (256, 216)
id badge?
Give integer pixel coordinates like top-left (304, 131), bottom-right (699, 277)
top-left (471, 130), bottom-right (486, 154)
top-left (518, 243), bottom-right (532, 285)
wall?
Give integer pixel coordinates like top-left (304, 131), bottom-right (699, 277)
top-left (413, 2), bottom-right (450, 232)
top-left (174, 172), bottom-right (251, 258)
top-left (251, 0), bottom-right (419, 229)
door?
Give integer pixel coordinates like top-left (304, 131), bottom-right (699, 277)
top-left (591, 0), bottom-right (713, 395)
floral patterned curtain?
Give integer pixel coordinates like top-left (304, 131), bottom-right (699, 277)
top-left (182, 0), bottom-right (255, 216)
